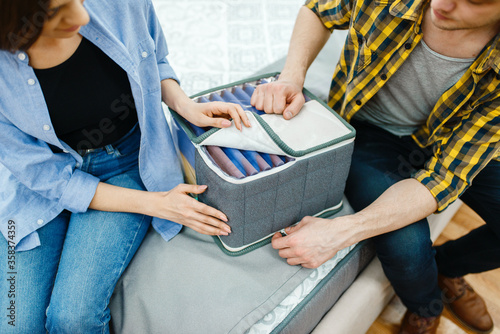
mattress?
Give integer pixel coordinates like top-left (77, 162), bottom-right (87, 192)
top-left (109, 199), bottom-right (374, 334)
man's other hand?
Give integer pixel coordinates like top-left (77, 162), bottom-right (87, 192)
top-left (271, 216), bottom-right (353, 269)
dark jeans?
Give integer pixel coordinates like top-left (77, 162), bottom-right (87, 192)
top-left (345, 120), bottom-right (500, 317)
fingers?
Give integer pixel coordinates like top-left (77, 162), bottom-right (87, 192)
top-left (191, 198), bottom-right (228, 223)
top-left (175, 183), bottom-right (208, 195)
top-left (170, 184), bottom-right (231, 235)
top-left (201, 103), bottom-right (251, 131)
top-left (283, 94), bottom-right (306, 120)
top-left (271, 231), bottom-right (291, 250)
top-left (253, 83), bottom-right (287, 115)
top-left (250, 85), bottom-right (264, 110)
top-left (250, 82), bottom-right (304, 117)
top-left (219, 103), bottom-right (251, 130)
top-left (186, 211), bottom-right (231, 235)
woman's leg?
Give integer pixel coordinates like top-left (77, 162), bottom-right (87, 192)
top-left (46, 124), bottom-right (152, 333)
top-left (45, 169), bottom-right (151, 334)
top-left (0, 211), bottom-right (69, 333)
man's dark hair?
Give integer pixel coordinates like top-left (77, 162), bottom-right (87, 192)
top-left (0, 0), bottom-right (50, 52)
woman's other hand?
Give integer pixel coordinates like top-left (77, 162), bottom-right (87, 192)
top-left (184, 100), bottom-right (251, 131)
top-left (161, 78), bottom-right (250, 131)
top-left (147, 184), bottom-right (232, 236)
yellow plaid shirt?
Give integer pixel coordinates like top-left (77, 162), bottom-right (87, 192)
top-left (305, 0), bottom-right (500, 212)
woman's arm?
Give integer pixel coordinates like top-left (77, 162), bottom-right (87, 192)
top-left (89, 182), bottom-right (231, 235)
top-left (161, 78), bottom-right (251, 130)
top-left (87, 79), bottom-right (254, 236)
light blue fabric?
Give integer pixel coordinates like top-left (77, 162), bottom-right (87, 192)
top-left (0, 0), bottom-right (184, 251)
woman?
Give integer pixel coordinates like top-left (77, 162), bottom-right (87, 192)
top-left (0, 0), bottom-right (250, 332)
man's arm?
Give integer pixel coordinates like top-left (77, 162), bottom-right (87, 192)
top-left (251, 6), bottom-right (331, 119)
top-left (272, 179), bottom-right (438, 268)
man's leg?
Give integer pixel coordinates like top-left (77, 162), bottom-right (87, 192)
top-left (346, 121), bottom-right (442, 317)
top-left (435, 159), bottom-right (500, 275)
top-left (434, 159), bottom-right (500, 333)
top-left (0, 211), bottom-right (69, 333)
top-left (45, 169), bottom-right (152, 334)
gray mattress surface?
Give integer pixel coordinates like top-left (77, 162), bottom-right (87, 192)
top-left (109, 202), bottom-right (373, 333)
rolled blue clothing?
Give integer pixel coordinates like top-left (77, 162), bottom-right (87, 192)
top-left (232, 87), bottom-right (264, 115)
top-left (232, 87), bottom-right (252, 104)
top-left (221, 90), bottom-right (242, 105)
top-left (197, 96), bottom-right (210, 103)
top-left (220, 147), bottom-right (248, 176)
top-left (210, 93), bottom-right (224, 102)
top-left (224, 149), bottom-right (258, 176)
top-left (270, 154), bottom-right (285, 167)
top-left (207, 146), bottom-right (245, 179)
top-left (243, 84), bottom-right (255, 97)
top-left (259, 153), bottom-right (273, 167)
top-left (241, 150), bottom-right (271, 171)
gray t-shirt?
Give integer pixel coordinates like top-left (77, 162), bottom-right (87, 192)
top-left (354, 40), bottom-right (474, 136)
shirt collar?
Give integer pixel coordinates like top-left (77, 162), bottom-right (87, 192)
top-left (389, 0), bottom-right (428, 21)
top-left (474, 34), bottom-right (500, 74)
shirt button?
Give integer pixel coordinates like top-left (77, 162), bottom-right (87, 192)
top-left (43, 124), bottom-right (50, 131)
top-left (37, 219), bottom-right (44, 225)
top-left (28, 78), bottom-right (35, 85)
top-left (141, 51), bottom-right (148, 58)
top-left (405, 43), bottom-right (412, 50)
top-left (18, 53), bottom-right (26, 61)
top-left (63, 149), bottom-right (69, 153)
top-left (75, 163), bottom-right (80, 168)
top-left (355, 100), bottom-right (362, 106)
top-left (381, 73), bottom-right (387, 80)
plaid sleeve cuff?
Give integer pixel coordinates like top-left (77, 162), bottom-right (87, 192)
top-left (413, 169), bottom-right (460, 213)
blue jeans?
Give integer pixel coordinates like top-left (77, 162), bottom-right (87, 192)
top-left (345, 120), bottom-right (500, 317)
top-left (0, 124), bottom-right (151, 333)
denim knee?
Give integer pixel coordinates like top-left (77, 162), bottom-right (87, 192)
top-left (45, 301), bottom-right (109, 334)
top-left (373, 220), bottom-right (434, 280)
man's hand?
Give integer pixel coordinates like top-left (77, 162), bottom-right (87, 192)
top-left (250, 79), bottom-right (305, 120)
top-left (271, 215), bottom-right (354, 269)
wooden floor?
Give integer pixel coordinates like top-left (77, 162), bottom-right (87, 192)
top-left (366, 204), bottom-right (500, 334)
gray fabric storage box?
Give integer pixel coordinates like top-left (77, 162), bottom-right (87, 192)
top-left (171, 74), bottom-right (356, 255)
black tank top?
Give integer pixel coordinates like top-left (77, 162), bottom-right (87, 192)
top-left (34, 37), bottom-right (138, 151)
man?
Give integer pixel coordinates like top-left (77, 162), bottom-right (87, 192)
top-left (250, 0), bottom-right (500, 332)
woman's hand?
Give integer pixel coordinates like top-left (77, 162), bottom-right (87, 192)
top-left (183, 100), bottom-right (251, 131)
top-left (161, 78), bottom-right (251, 131)
top-left (89, 182), bottom-right (231, 236)
top-left (146, 184), bottom-right (232, 236)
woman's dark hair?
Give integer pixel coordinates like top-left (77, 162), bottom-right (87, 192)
top-left (0, 0), bottom-right (50, 52)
